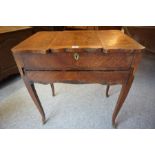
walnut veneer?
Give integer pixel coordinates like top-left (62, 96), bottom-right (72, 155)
top-left (12, 30), bottom-right (144, 128)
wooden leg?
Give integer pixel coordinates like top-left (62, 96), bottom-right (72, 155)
top-left (23, 78), bottom-right (46, 124)
top-left (50, 83), bottom-right (55, 96)
top-left (112, 73), bottom-right (134, 128)
top-left (106, 84), bottom-right (110, 97)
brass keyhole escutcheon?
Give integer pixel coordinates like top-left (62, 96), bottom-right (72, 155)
top-left (73, 53), bottom-right (79, 61)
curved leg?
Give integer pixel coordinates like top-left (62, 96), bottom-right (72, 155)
top-left (112, 74), bottom-right (134, 128)
top-left (23, 78), bottom-right (46, 124)
top-left (106, 84), bottom-right (110, 97)
top-left (50, 83), bottom-right (55, 96)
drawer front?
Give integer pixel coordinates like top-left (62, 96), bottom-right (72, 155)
top-left (26, 70), bottom-right (130, 84)
top-left (22, 51), bottom-right (133, 71)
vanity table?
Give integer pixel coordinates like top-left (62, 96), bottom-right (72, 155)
top-left (12, 30), bottom-right (144, 127)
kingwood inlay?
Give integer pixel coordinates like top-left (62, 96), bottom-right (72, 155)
top-left (12, 30), bottom-right (145, 128)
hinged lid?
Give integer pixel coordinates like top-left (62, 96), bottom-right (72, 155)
top-left (12, 30), bottom-right (145, 54)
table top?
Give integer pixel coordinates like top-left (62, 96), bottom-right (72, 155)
top-left (0, 26), bottom-right (31, 34)
top-left (12, 30), bottom-right (145, 54)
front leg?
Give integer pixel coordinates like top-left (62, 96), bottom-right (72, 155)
top-left (23, 77), bottom-right (46, 124)
top-left (112, 72), bottom-right (134, 128)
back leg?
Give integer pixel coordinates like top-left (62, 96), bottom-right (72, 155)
top-left (106, 84), bottom-right (110, 97)
top-left (50, 83), bottom-right (55, 96)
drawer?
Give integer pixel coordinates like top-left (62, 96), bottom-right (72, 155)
top-left (22, 50), bottom-right (134, 71)
top-left (26, 70), bottom-right (130, 84)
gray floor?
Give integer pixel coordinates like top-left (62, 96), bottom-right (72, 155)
top-left (0, 53), bottom-right (155, 128)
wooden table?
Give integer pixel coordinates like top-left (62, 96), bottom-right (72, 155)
top-left (12, 30), bottom-right (144, 128)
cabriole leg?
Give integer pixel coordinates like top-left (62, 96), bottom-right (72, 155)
top-left (112, 74), bottom-right (134, 128)
top-left (23, 78), bottom-right (46, 124)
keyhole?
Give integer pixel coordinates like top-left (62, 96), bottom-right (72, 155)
top-left (74, 53), bottom-right (79, 61)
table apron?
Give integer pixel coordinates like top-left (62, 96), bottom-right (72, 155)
top-left (25, 70), bottom-right (131, 84)
top-left (21, 52), bottom-right (134, 71)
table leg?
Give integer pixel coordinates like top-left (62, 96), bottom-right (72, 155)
top-left (106, 84), bottom-right (110, 97)
top-left (112, 73), bottom-right (134, 128)
top-left (50, 83), bottom-right (55, 96)
top-left (23, 78), bottom-right (46, 124)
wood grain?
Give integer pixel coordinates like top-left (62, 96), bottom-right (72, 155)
top-left (12, 30), bottom-right (145, 127)
top-left (22, 52), bottom-right (134, 71)
top-left (12, 31), bottom-right (57, 53)
top-left (12, 30), bottom-right (145, 54)
top-left (97, 30), bottom-right (144, 50)
top-left (0, 26), bottom-right (31, 34)
top-left (26, 70), bottom-right (130, 84)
